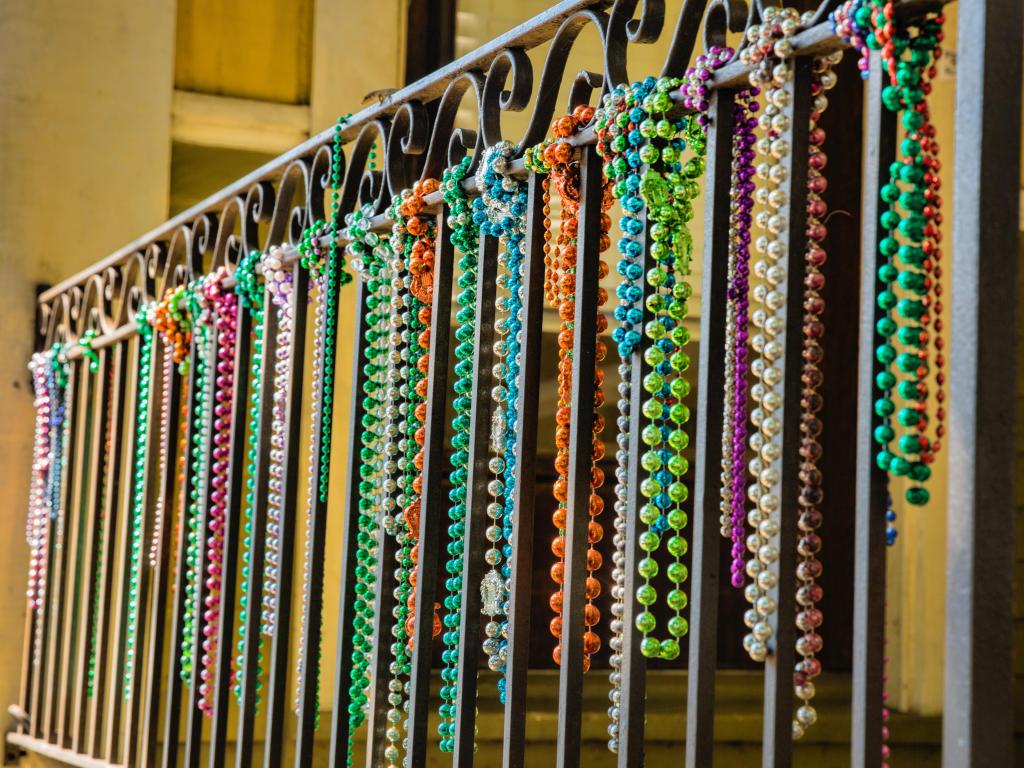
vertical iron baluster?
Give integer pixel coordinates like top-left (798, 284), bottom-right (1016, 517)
top-left (327, 275), bottom-right (371, 767)
top-left (761, 57), bottom-right (812, 768)
top-left (86, 342), bottom-right (129, 758)
top-left (31, 362), bottom-right (78, 740)
top-left (236, 284), bottom-right (278, 768)
top-left (501, 173), bottom-right (545, 768)
top-left (182, 329), bottom-right (220, 768)
top-left (617, 209), bottom-right (651, 768)
top-left (140, 347), bottom-right (183, 768)
top-left (70, 349), bottom-right (111, 752)
top-left (555, 146), bottom-right (602, 768)
top-left (38, 364), bottom-right (77, 741)
top-left (362, 506), bottom-right (398, 768)
top-left (452, 227), bottom-right (499, 767)
top-left (944, 1), bottom-right (1022, 764)
top-left (209, 307), bottom-right (253, 766)
top-left (123, 334), bottom-right (160, 768)
top-left (263, 263), bottom-right (309, 768)
top-left (683, 86), bottom-right (737, 768)
top-left (161, 342), bottom-right (201, 768)
top-left (100, 346), bottom-right (135, 761)
top-left (361, 268), bottom-right (408, 768)
top-left (851, 52), bottom-right (894, 768)
top-left (296, 259), bottom-right (345, 765)
top-left (56, 360), bottom-right (97, 747)
top-left (407, 207), bottom-right (456, 767)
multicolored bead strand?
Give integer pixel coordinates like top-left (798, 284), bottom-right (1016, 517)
top-left (232, 250), bottom-right (266, 706)
top-left (696, 68), bottom-right (759, 590)
top-left (866, 2), bottom-right (946, 507)
top-left (181, 285), bottom-right (213, 685)
top-left (437, 156), bottom-right (479, 749)
top-left (343, 205), bottom-right (392, 758)
top-left (473, 141), bottom-right (527, 694)
top-left (261, 245), bottom-right (294, 637)
top-left (738, 7), bottom-right (803, 664)
top-left (87, 362), bottom-right (118, 698)
top-left (123, 306), bottom-right (155, 698)
top-left (791, 52), bottom-right (842, 739)
top-left (26, 353), bottom-right (52, 613)
top-left (197, 271), bottom-right (238, 715)
top-left (379, 215), bottom-right (414, 768)
top-left (148, 338), bottom-right (176, 570)
top-left (527, 105), bottom-right (612, 674)
top-left (594, 78), bottom-right (651, 751)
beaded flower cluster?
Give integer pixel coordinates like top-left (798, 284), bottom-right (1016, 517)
top-left (526, 105), bottom-right (612, 674)
top-left (436, 156), bottom-right (480, 749)
top-left (473, 141), bottom-right (527, 696)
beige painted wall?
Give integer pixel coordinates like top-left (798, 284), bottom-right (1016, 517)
top-left (0, 0), bottom-right (177, 746)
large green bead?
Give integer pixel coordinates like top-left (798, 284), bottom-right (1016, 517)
top-left (666, 562), bottom-right (688, 584)
top-left (660, 639), bottom-right (681, 659)
top-left (666, 509), bottom-right (687, 530)
top-left (640, 637), bottom-right (661, 658)
top-left (636, 611), bottom-right (657, 633)
top-left (905, 485), bottom-right (930, 506)
top-left (666, 535), bottom-right (687, 557)
top-left (639, 531), bottom-right (661, 552)
top-left (638, 556), bottom-right (659, 579)
top-left (636, 584), bottom-right (657, 606)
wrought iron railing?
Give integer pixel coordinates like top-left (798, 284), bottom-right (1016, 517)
top-left (8, 1), bottom-right (1022, 767)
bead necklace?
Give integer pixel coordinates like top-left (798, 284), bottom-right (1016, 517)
top-left (791, 52), bottom-right (841, 739)
top-left (232, 250), bottom-right (266, 707)
top-left (381, 180), bottom-right (441, 768)
top-left (473, 141), bottom-right (527, 694)
top-left (26, 353), bottom-right (52, 613)
top-left (378, 211), bottom-right (414, 768)
top-left (26, 352), bottom-right (54, 675)
top-left (343, 204), bottom-right (392, 760)
top-left (526, 105), bottom-right (612, 674)
top-left (33, 350), bottom-right (69, 673)
top-left (594, 78), bottom-right (653, 753)
top-left (738, 7), bottom-right (803, 665)
top-left (148, 337), bottom-right (176, 570)
top-left (196, 271), bottom-right (238, 715)
top-left (436, 156), bottom-right (479, 750)
top-left (181, 284), bottom-right (214, 685)
top-left (865, 3), bottom-right (946, 507)
top-left (261, 245), bottom-right (294, 637)
top-left (293, 116), bottom-right (354, 725)
top-left (689, 57), bottom-right (761, 590)
top-left (123, 305), bottom-right (156, 698)
top-left (152, 284), bottom-right (194, 573)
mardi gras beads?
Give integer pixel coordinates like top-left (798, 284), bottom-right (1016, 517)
top-left (436, 156), bottom-right (480, 749)
top-left (738, 6), bottom-right (803, 664)
top-left (342, 204), bottom-right (392, 759)
top-left (124, 306), bottom-right (155, 697)
top-left (232, 250), bottom-right (266, 707)
top-left (473, 141), bottom-right (527, 697)
top-left (866, 2), bottom-right (946, 507)
top-left (527, 105), bottom-right (612, 674)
